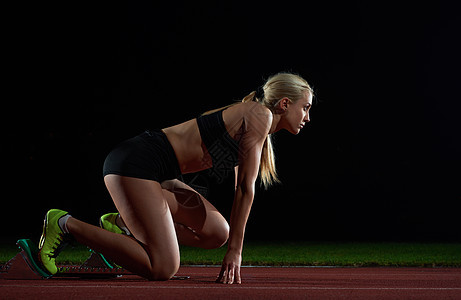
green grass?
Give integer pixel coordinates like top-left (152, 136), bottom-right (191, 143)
top-left (2, 241), bottom-right (459, 267)
top-left (180, 242), bottom-right (461, 267)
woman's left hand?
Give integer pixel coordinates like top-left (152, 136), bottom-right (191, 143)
top-left (216, 249), bottom-right (242, 284)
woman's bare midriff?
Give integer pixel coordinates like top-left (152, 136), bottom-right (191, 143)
top-left (162, 119), bottom-right (210, 174)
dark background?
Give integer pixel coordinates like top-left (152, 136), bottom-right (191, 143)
top-left (2, 1), bottom-right (460, 243)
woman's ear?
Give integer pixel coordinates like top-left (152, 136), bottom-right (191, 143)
top-left (279, 97), bottom-right (290, 112)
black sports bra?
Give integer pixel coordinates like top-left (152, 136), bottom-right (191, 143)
top-left (196, 110), bottom-right (240, 182)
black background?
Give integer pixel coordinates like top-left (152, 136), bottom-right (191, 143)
top-left (2, 1), bottom-right (460, 243)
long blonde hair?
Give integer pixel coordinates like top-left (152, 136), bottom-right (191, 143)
top-left (205, 72), bottom-right (313, 189)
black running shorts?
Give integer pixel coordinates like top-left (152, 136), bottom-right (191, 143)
top-left (103, 130), bottom-right (181, 182)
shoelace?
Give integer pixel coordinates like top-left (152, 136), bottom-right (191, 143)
top-left (48, 233), bottom-right (71, 259)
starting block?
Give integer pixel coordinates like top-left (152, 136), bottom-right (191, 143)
top-left (0, 239), bottom-right (189, 280)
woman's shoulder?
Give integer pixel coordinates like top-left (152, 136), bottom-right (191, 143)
top-left (243, 102), bottom-right (272, 129)
top-left (225, 102), bottom-right (272, 137)
top-left (226, 102), bottom-right (272, 122)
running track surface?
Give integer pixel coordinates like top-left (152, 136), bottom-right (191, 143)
top-left (1, 267), bottom-right (461, 299)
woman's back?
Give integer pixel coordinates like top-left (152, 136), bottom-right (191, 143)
top-left (162, 101), bottom-right (271, 174)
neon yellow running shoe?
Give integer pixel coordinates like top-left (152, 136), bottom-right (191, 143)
top-left (97, 213), bottom-right (129, 269)
top-left (38, 209), bottom-right (72, 275)
top-left (99, 213), bottom-right (131, 236)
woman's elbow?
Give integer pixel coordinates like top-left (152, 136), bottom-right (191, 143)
top-left (236, 183), bottom-right (255, 198)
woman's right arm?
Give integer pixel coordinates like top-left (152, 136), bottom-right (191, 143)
top-left (217, 107), bottom-right (272, 284)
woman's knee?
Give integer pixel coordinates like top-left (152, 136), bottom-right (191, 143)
top-left (203, 219), bottom-right (229, 249)
top-left (215, 221), bottom-right (230, 247)
top-left (146, 256), bottom-right (180, 281)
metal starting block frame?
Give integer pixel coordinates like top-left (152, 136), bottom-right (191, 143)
top-left (0, 239), bottom-right (189, 280)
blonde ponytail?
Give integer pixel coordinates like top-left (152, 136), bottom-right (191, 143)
top-left (259, 133), bottom-right (279, 189)
top-left (242, 91), bottom-right (257, 103)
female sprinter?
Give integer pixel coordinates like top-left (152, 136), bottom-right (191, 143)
top-left (38, 72), bottom-right (313, 284)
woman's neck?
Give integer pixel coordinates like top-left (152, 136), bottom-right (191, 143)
top-left (269, 112), bottom-right (283, 134)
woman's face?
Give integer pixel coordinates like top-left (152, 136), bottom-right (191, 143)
top-left (283, 91), bottom-right (312, 134)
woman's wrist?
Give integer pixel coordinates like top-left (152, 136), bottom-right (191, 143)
top-left (226, 245), bottom-right (242, 256)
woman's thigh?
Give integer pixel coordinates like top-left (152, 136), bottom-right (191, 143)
top-left (104, 175), bottom-right (180, 272)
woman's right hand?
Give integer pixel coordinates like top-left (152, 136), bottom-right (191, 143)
top-left (216, 249), bottom-right (242, 284)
